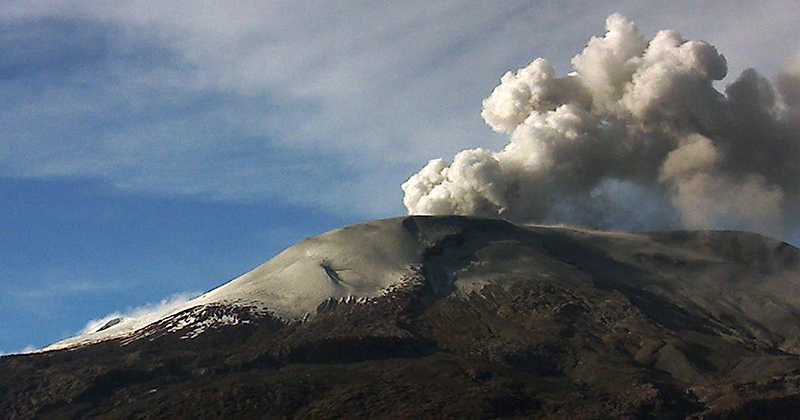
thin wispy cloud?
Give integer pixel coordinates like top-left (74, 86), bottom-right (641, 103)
top-left (0, 1), bottom-right (796, 218)
top-left (10, 279), bottom-right (123, 300)
top-left (44, 291), bottom-right (199, 351)
top-left (0, 345), bottom-right (37, 356)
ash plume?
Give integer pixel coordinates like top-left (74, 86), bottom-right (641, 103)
top-left (402, 14), bottom-right (800, 237)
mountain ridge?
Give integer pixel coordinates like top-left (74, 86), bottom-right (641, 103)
top-left (3, 215), bottom-right (800, 419)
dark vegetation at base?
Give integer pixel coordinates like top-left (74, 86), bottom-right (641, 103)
top-left (3, 216), bottom-right (800, 419)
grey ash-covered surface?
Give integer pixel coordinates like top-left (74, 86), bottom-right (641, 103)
top-left (3, 216), bottom-right (800, 419)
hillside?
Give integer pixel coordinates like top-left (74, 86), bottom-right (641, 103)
top-left (3, 216), bottom-right (800, 419)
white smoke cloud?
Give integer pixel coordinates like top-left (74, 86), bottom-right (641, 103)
top-left (403, 14), bottom-right (800, 237)
top-left (0, 345), bottom-right (37, 356)
top-left (44, 292), bottom-right (198, 351)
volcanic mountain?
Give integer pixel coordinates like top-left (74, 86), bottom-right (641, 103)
top-left (3, 216), bottom-right (800, 419)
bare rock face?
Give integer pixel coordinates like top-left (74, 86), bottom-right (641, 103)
top-left (3, 216), bottom-right (800, 419)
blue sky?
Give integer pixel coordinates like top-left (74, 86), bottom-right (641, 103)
top-left (1, 1), bottom-right (798, 352)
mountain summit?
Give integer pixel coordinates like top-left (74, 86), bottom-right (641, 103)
top-left (3, 216), bottom-right (800, 418)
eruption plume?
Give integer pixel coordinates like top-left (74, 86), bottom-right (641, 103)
top-left (402, 14), bottom-right (800, 237)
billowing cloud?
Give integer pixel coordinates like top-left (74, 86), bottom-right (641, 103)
top-left (403, 14), bottom-right (800, 237)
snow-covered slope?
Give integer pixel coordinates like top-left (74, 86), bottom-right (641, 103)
top-left (193, 217), bottom-right (421, 313)
top-left (46, 218), bottom-right (424, 350)
top-left (46, 216), bottom-right (800, 352)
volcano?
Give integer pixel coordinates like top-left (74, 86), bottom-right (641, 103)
top-left (3, 216), bottom-right (800, 419)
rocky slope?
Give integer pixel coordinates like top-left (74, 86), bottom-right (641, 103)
top-left (3, 216), bottom-right (800, 419)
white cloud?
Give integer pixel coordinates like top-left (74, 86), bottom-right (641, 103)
top-left (44, 292), bottom-right (199, 351)
top-left (0, 345), bottom-right (37, 356)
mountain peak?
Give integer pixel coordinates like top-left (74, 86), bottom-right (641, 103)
top-left (5, 216), bottom-right (800, 418)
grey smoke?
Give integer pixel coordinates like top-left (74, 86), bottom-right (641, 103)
top-left (402, 14), bottom-right (800, 237)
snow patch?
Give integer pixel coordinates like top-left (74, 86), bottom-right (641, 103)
top-left (117, 304), bottom-right (271, 343)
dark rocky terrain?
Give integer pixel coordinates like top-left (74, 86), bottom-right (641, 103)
top-left (3, 216), bottom-right (800, 419)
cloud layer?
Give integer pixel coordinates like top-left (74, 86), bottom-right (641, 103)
top-left (1, 2), bottom-right (797, 219)
top-left (403, 14), bottom-right (800, 236)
